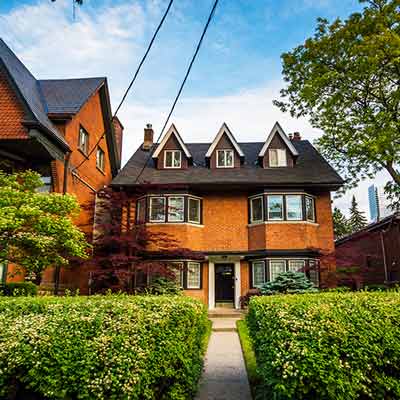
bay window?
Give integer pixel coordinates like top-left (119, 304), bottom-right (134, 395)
top-left (149, 197), bottom-right (166, 222)
top-left (250, 196), bottom-right (263, 223)
top-left (267, 195), bottom-right (284, 220)
top-left (136, 197), bottom-right (146, 223)
top-left (168, 197), bottom-right (184, 222)
top-left (305, 196), bottom-right (315, 222)
top-left (270, 260), bottom-right (286, 281)
top-left (188, 198), bottom-right (201, 224)
top-left (216, 149), bottom-right (234, 168)
top-left (288, 259), bottom-right (305, 273)
top-left (286, 195), bottom-right (303, 220)
top-left (252, 261), bottom-right (266, 287)
top-left (171, 262), bottom-right (184, 288)
top-left (187, 262), bottom-right (201, 289)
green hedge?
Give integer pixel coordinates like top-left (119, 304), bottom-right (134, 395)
top-left (247, 292), bottom-right (400, 400)
top-left (0, 295), bottom-right (208, 400)
top-left (0, 282), bottom-right (38, 296)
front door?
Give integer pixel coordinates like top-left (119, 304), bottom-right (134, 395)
top-left (215, 264), bottom-right (235, 303)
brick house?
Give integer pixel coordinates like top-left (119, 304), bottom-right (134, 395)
top-left (111, 122), bottom-right (343, 308)
top-left (0, 39), bottom-right (123, 291)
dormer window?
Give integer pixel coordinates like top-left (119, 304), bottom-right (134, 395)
top-left (216, 149), bottom-right (234, 168)
top-left (269, 149), bottom-right (287, 167)
top-left (164, 150), bottom-right (181, 168)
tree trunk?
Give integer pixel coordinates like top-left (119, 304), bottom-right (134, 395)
top-left (385, 163), bottom-right (400, 186)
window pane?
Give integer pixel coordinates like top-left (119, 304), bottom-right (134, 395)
top-left (165, 151), bottom-right (173, 167)
top-left (277, 149), bottom-right (287, 166)
top-left (187, 262), bottom-right (201, 289)
top-left (96, 148), bottom-right (104, 171)
top-left (270, 260), bottom-right (286, 281)
top-left (308, 260), bottom-right (319, 286)
top-left (168, 197), bottom-right (184, 222)
top-left (305, 196), bottom-right (315, 221)
top-left (288, 260), bottom-right (305, 273)
top-left (149, 197), bottom-right (165, 222)
top-left (136, 198), bottom-right (146, 223)
top-left (189, 198), bottom-right (200, 223)
top-left (252, 261), bottom-right (265, 287)
top-left (171, 262), bottom-right (184, 288)
top-left (173, 151), bottom-right (181, 167)
top-left (217, 150), bottom-right (225, 166)
top-left (225, 150), bottom-right (233, 167)
top-left (251, 197), bottom-right (263, 222)
top-left (79, 128), bottom-right (88, 153)
top-left (267, 195), bottom-right (283, 220)
top-left (269, 149), bottom-right (278, 167)
top-left (286, 195), bottom-right (303, 220)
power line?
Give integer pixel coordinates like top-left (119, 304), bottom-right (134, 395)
top-left (134, 0), bottom-right (220, 183)
top-left (73, 0), bottom-right (174, 173)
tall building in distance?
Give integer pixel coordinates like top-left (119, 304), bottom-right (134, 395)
top-left (368, 185), bottom-right (392, 222)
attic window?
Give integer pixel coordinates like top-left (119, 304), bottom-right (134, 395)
top-left (269, 149), bottom-right (287, 167)
top-left (216, 149), bottom-right (234, 168)
top-left (164, 150), bottom-right (181, 168)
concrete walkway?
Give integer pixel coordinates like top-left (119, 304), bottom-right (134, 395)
top-left (196, 317), bottom-right (252, 400)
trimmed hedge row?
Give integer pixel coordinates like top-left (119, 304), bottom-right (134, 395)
top-left (0, 282), bottom-right (38, 296)
top-left (0, 295), bottom-right (208, 400)
top-left (247, 292), bottom-right (400, 400)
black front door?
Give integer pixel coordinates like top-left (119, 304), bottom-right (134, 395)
top-left (215, 264), bottom-right (235, 302)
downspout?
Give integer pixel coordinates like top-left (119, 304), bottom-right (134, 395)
top-left (380, 231), bottom-right (388, 283)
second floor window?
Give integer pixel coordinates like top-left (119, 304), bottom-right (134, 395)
top-left (188, 198), bottom-right (201, 224)
top-left (250, 196), bottom-right (263, 223)
top-left (149, 197), bottom-right (166, 222)
top-left (216, 149), bottom-right (234, 168)
top-left (286, 195), bottom-right (303, 220)
top-left (168, 197), bottom-right (184, 222)
top-left (96, 147), bottom-right (105, 171)
top-left (78, 127), bottom-right (89, 154)
top-left (267, 195), bottom-right (284, 220)
top-left (164, 150), bottom-right (181, 168)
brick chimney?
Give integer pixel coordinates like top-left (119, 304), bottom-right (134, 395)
top-left (112, 117), bottom-right (124, 161)
top-left (289, 133), bottom-right (294, 140)
top-left (292, 131), bottom-right (301, 141)
top-left (142, 124), bottom-right (154, 151)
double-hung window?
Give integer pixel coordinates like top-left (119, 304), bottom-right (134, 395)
top-left (188, 198), bottom-right (201, 224)
top-left (168, 197), bottom-right (184, 222)
top-left (187, 262), bottom-right (201, 289)
top-left (164, 150), bottom-right (181, 168)
top-left (270, 260), bottom-right (286, 281)
top-left (267, 195), bottom-right (284, 220)
top-left (252, 261), bottom-right (266, 287)
top-left (286, 195), bottom-right (303, 220)
top-left (78, 126), bottom-right (89, 154)
top-left (305, 196), bottom-right (315, 222)
top-left (269, 148), bottom-right (287, 167)
top-left (250, 196), bottom-right (263, 223)
top-left (216, 149), bottom-right (234, 168)
top-left (96, 147), bottom-right (105, 171)
top-left (149, 197), bottom-right (166, 222)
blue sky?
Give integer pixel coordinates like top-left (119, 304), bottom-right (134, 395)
top-left (0, 0), bottom-right (386, 217)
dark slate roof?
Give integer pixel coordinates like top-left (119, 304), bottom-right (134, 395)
top-left (112, 140), bottom-right (344, 188)
top-left (38, 77), bottom-right (105, 114)
top-left (0, 39), bottom-right (69, 149)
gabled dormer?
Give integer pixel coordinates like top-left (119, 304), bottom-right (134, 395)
top-left (258, 122), bottom-right (299, 168)
top-left (205, 122), bottom-right (244, 169)
top-left (152, 124), bottom-right (192, 169)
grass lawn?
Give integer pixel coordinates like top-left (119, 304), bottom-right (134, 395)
top-left (237, 319), bottom-right (260, 399)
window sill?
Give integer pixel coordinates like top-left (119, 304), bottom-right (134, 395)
top-left (78, 149), bottom-right (89, 159)
top-left (146, 222), bottom-right (204, 228)
top-left (96, 166), bottom-right (106, 175)
top-left (247, 220), bottom-right (319, 227)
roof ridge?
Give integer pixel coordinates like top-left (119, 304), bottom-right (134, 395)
top-left (38, 77), bottom-right (106, 83)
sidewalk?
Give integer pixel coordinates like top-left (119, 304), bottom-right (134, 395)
top-left (196, 317), bottom-right (252, 400)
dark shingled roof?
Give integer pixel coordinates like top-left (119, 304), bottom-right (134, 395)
top-left (38, 77), bottom-right (105, 114)
top-left (112, 140), bottom-right (344, 188)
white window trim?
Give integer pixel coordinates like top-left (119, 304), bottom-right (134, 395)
top-left (305, 196), bottom-right (315, 222)
top-left (149, 197), bottom-right (166, 222)
top-left (216, 149), bottom-right (234, 168)
top-left (269, 148), bottom-right (287, 167)
top-left (78, 127), bottom-right (89, 154)
top-left (188, 197), bottom-right (201, 224)
top-left (250, 196), bottom-right (264, 223)
top-left (267, 194), bottom-right (284, 221)
top-left (168, 196), bottom-right (185, 222)
top-left (164, 150), bottom-right (182, 169)
top-left (96, 147), bottom-right (105, 171)
top-left (252, 261), bottom-right (265, 288)
top-left (187, 262), bottom-right (201, 289)
top-left (286, 195), bottom-right (303, 221)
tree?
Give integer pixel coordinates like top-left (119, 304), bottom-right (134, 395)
top-left (0, 170), bottom-right (90, 284)
top-left (332, 207), bottom-right (351, 239)
top-left (348, 195), bottom-right (368, 233)
top-left (274, 0), bottom-right (400, 205)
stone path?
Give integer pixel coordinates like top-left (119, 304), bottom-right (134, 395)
top-left (196, 315), bottom-right (252, 400)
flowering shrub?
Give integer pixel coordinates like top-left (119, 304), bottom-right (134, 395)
top-left (247, 292), bottom-right (400, 399)
top-left (0, 282), bottom-right (38, 296)
top-left (0, 295), bottom-right (208, 399)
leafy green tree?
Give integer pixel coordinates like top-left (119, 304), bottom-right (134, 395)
top-left (332, 207), bottom-right (351, 239)
top-left (348, 195), bottom-right (368, 233)
top-left (260, 271), bottom-right (318, 295)
top-left (274, 0), bottom-right (400, 203)
top-left (0, 170), bottom-right (90, 284)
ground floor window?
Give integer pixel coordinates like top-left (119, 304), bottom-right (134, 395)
top-left (187, 262), bottom-right (201, 289)
top-left (251, 258), bottom-right (319, 288)
top-left (168, 261), bottom-right (202, 290)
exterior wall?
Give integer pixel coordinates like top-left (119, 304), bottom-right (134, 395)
top-left (262, 134), bottom-right (294, 168)
top-left (156, 134), bottom-right (188, 170)
top-left (209, 133), bottom-right (241, 168)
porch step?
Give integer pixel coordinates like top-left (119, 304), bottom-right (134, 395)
top-left (210, 318), bottom-right (240, 332)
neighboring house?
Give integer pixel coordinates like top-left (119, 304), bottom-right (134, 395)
top-left (0, 39), bottom-right (123, 292)
top-left (335, 213), bottom-right (400, 288)
top-left (111, 122), bottom-right (343, 309)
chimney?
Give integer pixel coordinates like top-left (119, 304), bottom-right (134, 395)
top-left (142, 123), bottom-right (154, 151)
top-left (112, 117), bottom-right (124, 161)
top-left (288, 133), bottom-right (294, 140)
top-left (292, 131), bottom-right (301, 141)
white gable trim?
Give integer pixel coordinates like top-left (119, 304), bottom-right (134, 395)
top-left (152, 124), bottom-right (192, 159)
top-left (205, 122), bottom-right (244, 158)
top-left (258, 121), bottom-right (299, 157)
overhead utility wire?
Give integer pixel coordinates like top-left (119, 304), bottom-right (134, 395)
top-left (134, 0), bottom-right (220, 183)
top-left (73, 0), bottom-right (174, 172)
